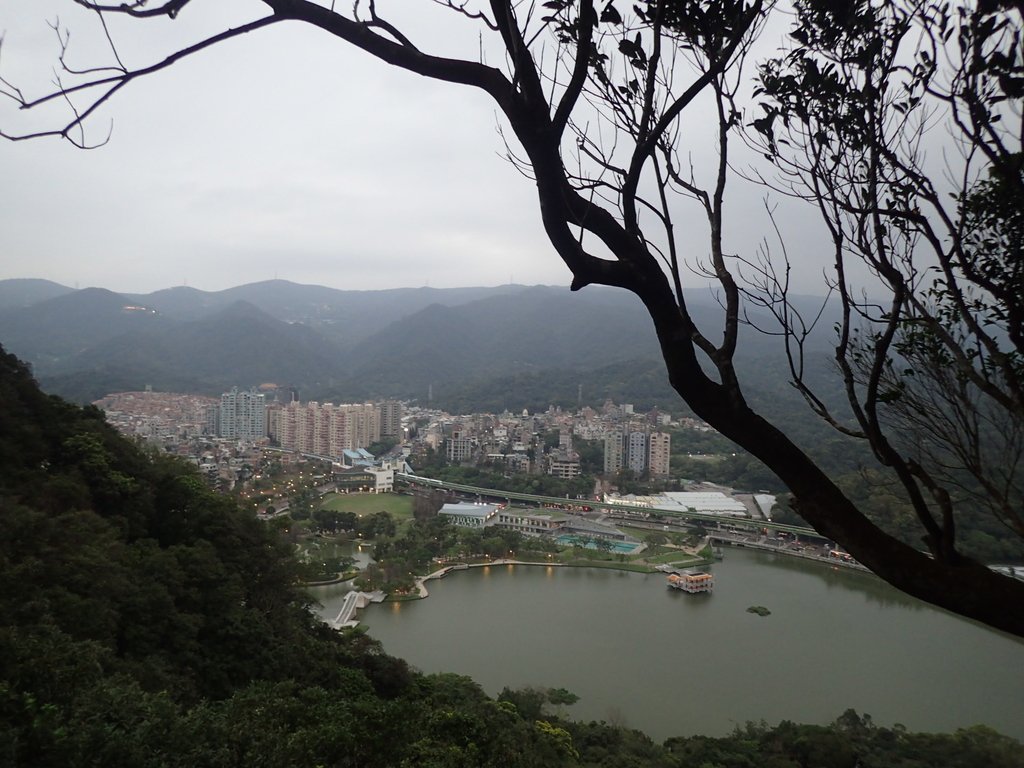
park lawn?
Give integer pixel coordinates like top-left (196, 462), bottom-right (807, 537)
top-left (625, 543), bottom-right (675, 559)
top-left (644, 549), bottom-right (709, 566)
top-left (319, 492), bottom-right (415, 520)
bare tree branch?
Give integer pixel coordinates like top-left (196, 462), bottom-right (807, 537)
top-left (1, 16), bottom-right (282, 146)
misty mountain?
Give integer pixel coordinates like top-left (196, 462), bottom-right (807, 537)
top-left (0, 287), bottom-right (168, 371)
top-left (44, 300), bottom-right (348, 398)
top-left (126, 279), bottom-right (532, 349)
top-left (329, 286), bottom-right (663, 398)
top-left (316, 290), bottom-right (838, 414)
top-left (0, 277), bottom-right (841, 408)
top-left (419, 357), bottom-right (683, 414)
top-left (0, 278), bottom-right (74, 311)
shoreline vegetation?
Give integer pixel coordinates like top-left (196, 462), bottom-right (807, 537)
top-left (298, 502), bottom-right (872, 601)
top-left (288, 476), bottom-right (885, 595)
top-left (305, 550), bottom-right (714, 599)
top-left (319, 546), bottom-right (889, 639)
top-left (346, 539), bottom-right (868, 617)
top-left (303, 533), bottom-right (717, 595)
top-left (302, 534), bottom-right (872, 595)
top-left (294, 488), bottom-right (724, 594)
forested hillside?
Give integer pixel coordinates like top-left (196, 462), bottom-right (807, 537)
top-left (1, 343), bottom-right (1020, 767)
top-left (0, 279), bottom-right (805, 407)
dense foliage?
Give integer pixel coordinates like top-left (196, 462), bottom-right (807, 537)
top-left (1, 343), bottom-right (1020, 766)
top-left (0, 345), bottom-right (567, 766)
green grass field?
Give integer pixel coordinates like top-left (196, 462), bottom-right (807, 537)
top-left (319, 492), bottom-right (415, 520)
top-left (644, 550), bottom-right (708, 566)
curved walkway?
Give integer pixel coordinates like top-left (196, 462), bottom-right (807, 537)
top-left (415, 559), bottom-right (565, 598)
top-left (329, 589), bottom-right (386, 628)
top-left (408, 532), bottom-right (868, 601)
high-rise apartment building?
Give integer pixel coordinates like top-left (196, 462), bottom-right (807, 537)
top-left (347, 403), bottom-right (381, 449)
top-left (604, 429), bottom-right (670, 478)
top-left (219, 387), bottom-right (266, 441)
top-left (265, 405), bottom-right (281, 442)
top-left (379, 400), bottom-right (403, 439)
top-left (604, 430), bottom-right (625, 474)
top-left (648, 431), bottom-right (671, 476)
top-left (203, 403), bottom-right (219, 436)
top-left (274, 400), bottom-right (382, 458)
top-left (626, 431), bottom-right (648, 473)
top-left (312, 402), bottom-right (333, 456)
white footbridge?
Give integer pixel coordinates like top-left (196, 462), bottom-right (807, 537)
top-left (330, 590), bottom-right (386, 629)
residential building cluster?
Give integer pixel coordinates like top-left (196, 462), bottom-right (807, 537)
top-left (268, 401), bottom-right (385, 457)
top-left (97, 385), bottom-right (702, 493)
top-left (94, 387), bottom-right (769, 520)
top-left (94, 386), bottom-right (405, 488)
top-left (420, 398), bottom-right (674, 480)
top-left (218, 387), bottom-right (266, 441)
top-left (205, 388), bottom-right (404, 461)
top-left (95, 390), bottom-right (218, 446)
top-left (603, 429), bottom-right (671, 476)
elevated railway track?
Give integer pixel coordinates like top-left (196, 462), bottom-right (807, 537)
top-left (396, 473), bottom-right (829, 541)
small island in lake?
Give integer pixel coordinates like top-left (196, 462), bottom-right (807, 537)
top-left (747, 605), bottom-right (772, 617)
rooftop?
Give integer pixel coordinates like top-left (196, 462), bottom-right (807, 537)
top-left (439, 502), bottom-right (498, 519)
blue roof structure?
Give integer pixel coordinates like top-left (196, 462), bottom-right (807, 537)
top-left (342, 448), bottom-right (374, 466)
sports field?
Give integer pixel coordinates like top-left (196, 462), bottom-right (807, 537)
top-left (319, 492), bottom-right (414, 520)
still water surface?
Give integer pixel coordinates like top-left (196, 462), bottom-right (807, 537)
top-left (310, 549), bottom-right (1024, 742)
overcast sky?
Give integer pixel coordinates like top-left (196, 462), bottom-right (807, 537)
top-left (0, 1), bottom-right (834, 296)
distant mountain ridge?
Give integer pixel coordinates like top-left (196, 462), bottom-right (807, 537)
top-left (0, 287), bottom-right (169, 369)
top-left (52, 300), bottom-right (349, 390)
top-left (0, 277), bottom-right (837, 408)
top-left (0, 278), bottom-right (74, 311)
top-left (121, 279), bottom-right (534, 349)
top-left (338, 286), bottom-right (664, 396)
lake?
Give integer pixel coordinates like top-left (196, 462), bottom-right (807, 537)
top-left (309, 548), bottom-right (1024, 742)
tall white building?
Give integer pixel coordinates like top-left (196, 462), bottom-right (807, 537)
top-left (626, 431), bottom-right (648, 473)
top-left (219, 387), bottom-right (266, 441)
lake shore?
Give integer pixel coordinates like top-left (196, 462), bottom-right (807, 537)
top-left (344, 548), bottom-right (1024, 742)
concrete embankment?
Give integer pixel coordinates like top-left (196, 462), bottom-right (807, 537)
top-left (711, 535), bottom-right (870, 572)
